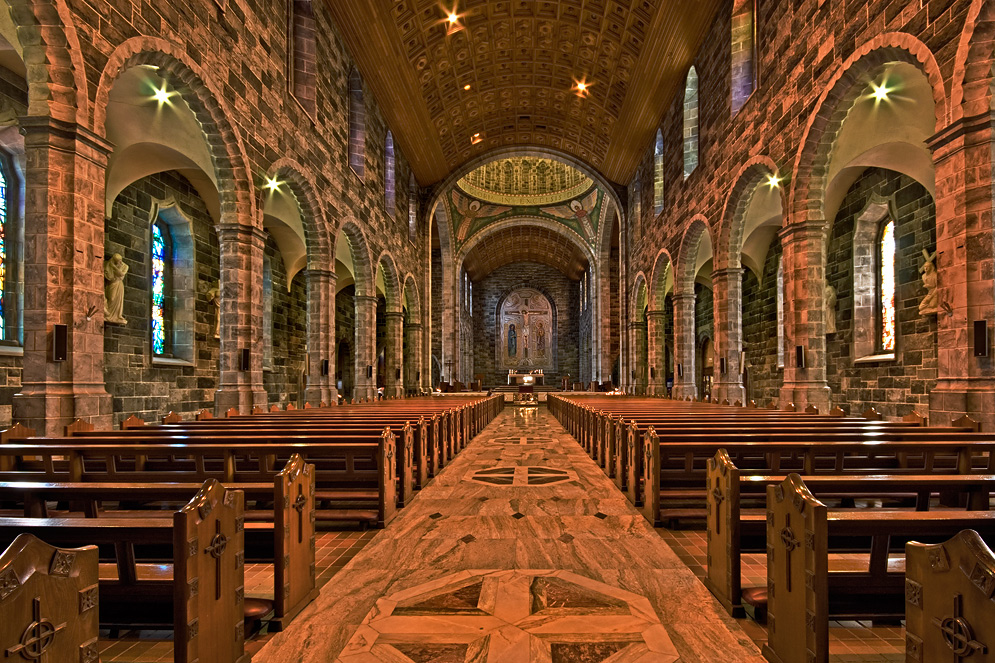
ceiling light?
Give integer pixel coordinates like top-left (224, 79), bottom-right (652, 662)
top-left (152, 85), bottom-right (172, 105)
top-left (464, 84), bottom-right (472, 91)
top-left (870, 81), bottom-right (890, 102)
top-left (264, 176), bottom-right (281, 192)
top-left (766, 173), bottom-right (782, 188)
top-left (447, 11), bottom-right (459, 23)
top-left (471, 132), bottom-right (483, 145)
top-left (577, 82), bottom-right (587, 92)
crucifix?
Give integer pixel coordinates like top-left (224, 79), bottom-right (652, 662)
top-left (779, 514), bottom-right (800, 592)
top-left (711, 478), bottom-right (725, 535)
top-left (293, 483), bottom-right (307, 544)
top-left (204, 519), bottom-right (230, 600)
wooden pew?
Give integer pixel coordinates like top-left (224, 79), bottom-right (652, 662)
top-left (0, 436), bottom-right (397, 528)
top-left (704, 449), bottom-right (995, 617)
top-left (905, 529), bottom-right (995, 662)
top-left (0, 479), bottom-right (251, 663)
top-left (0, 533), bottom-right (99, 663)
top-left (762, 475), bottom-right (995, 663)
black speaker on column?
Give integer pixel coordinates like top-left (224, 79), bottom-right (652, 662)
top-left (52, 324), bottom-right (68, 362)
top-left (396, 368), bottom-right (401, 379)
top-left (239, 348), bottom-right (250, 371)
top-left (974, 320), bottom-right (989, 357)
top-left (795, 345), bottom-right (806, 369)
top-left (321, 359), bottom-right (330, 376)
top-left (367, 365), bottom-right (373, 378)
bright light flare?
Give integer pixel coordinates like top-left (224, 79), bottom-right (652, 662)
top-left (264, 176), bottom-right (281, 192)
top-left (870, 82), bottom-right (891, 102)
top-left (574, 79), bottom-right (591, 96)
top-left (766, 173), bottom-right (782, 188)
top-left (152, 85), bottom-right (173, 105)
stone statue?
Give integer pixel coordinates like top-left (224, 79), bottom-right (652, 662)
top-left (507, 324), bottom-right (517, 357)
top-left (824, 284), bottom-right (837, 335)
top-left (103, 253), bottom-right (128, 325)
top-left (207, 284), bottom-right (221, 338)
top-left (919, 249), bottom-right (938, 316)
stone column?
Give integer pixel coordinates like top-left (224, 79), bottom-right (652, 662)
top-left (927, 114), bottom-right (995, 429)
top-left (778, 220), bottom-right (831, 413)
top-left (13, 117), bottom-right (113, 435)
top-left (405, 322), bottom-right (423, 395)
top-left (711, 267), bottom-right (745, 405)
top-left (672, 293), bottom-right (697, 400)
top-left (353, 294), bottom-right (377, 401)
top-left (628, 320), bottom-right (648, 394)
top-left (214, 224), bottom-right (268, 415)
top-left (384, 310), bottom-right (404, 398)
top-left (305, 268), bottom-right (335, 404)
top-left (646, 310), bottom-right (667, 395)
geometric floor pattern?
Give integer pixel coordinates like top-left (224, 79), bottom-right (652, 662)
top-left (466, 466), bottom-right (578, 486)
top-left (338, 569), bottom-right (679, 663)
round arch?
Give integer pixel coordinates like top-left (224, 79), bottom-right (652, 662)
top-left (455, 216), bottom-right (597, 275)
top-left (402, 273), bottom-right (421, 319)
top-left (951, 0), bottom-right (995, 119)
top-left (376, 250), bottom-right (402, 313)
top-left (94, 38), bottom-right (257, 229)
top-left (718, 156), bottom-right (785, 269)
top-left (675, 216), bottom-right (715, 296)
top-left (631, 272), bottom-right (649, 322)
top-left (789, 33), bottom-right (948, 225)
top-left (648, 249), bottom-right (675, 312)
top-left (264, 158), bottom-right (332, 266)
top-left (334, 219), bottom-right (374, 298)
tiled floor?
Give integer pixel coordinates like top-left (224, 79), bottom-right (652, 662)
top-left (657, 522), bottom-right (906, 662)
top-left (255, 405), bottom-right (764, 662)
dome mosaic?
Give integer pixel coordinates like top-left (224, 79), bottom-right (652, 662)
top-left (457, 157), bottom-right (594, 207)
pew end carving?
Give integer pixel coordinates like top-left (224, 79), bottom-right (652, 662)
top-left (120, 415), bottom-right (146, 430)
top-left (704, 449), bottom-right (742, 616)
top-left (65, 419), bottom-right (95, 436)
top-left (273, 454), bottom-right (318, 630)
top-left (905, 529), bottom-right (995, 663)
top-left (0, 534), bottom-right (99, 663)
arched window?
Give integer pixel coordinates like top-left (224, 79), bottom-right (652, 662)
top-left (385, 130), bottom-right (396, 217)
top-left (683, 67), bottom-right (699, 178)
top-left (408, 173), bottom-right (418, 243)
top-left (151, 220), bottom-right (171, 356)
top-left (731, 0), bottom-right (757, 114)
top-left (653, 129), bottom-right (664, 214)
top-left (288, 0), bottom-right (316, 117)
top-left (879, 218), bottom-right (896, 352)
top-left (348, 68), bottom-right (366, 177)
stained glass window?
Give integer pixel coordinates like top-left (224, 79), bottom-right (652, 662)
top-left (880, 218), bottom-right (896, 352)
top-left (0, 165), bottom-right (7, 341)
top-left (653, 129), bottom-right (664, 214)
top-left (151, 223), bottom-right (166, 355)
top-left (776, 258), bottom-right (784, 368)
top-left (683, 67), bottom-right (699, 178)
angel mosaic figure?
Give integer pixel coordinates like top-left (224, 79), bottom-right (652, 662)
top-left (453, 191), bottom-right (511, 242)
top-left (542, 189), bottom-right (598, 239)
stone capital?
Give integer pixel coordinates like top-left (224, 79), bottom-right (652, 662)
top-left (217, 223), bottom-right (268, 246)
top-left (645, 310), bottom-right (667, 320)
top-left (777, 219), bottom-right (826, 245)
top-left (405, 323), bottom-right (423, 331)
top-left (927, 112), bottom-right (993, 158)
top-left (19, 116), bottom-right (115, 160)
top-left (671, 293), bottom-right (696, 305)
top-left (710, 267), bottom-right (744, 283)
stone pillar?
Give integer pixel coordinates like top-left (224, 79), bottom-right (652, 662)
top-left (405, 322), bottom-right (423, 395)
top-left (384, 310), bottom-right (404, 398)
top-left (672, 293), bottom-right (697, 400)
top-left (628, 320), bottom-right (648, 395)
top-left (646, 310), bottom-right (667, 395)
top-left (214, 224), bottom-right (268, 415)
top-left (711, 267), bottom-right (745, 405)
top-left (927, 114), bottom-right (995, 429)
top-left (305, 268), bottom-right (335, 404)
top-left (353, 294), bottom-right (377, 401)
top-left (13, 117), bottom-right (114, 435)
top-left (778, 220), bottom-right (831, 413)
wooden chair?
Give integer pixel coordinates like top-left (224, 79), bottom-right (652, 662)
top-left (906, 530), bottom-right (995, 663)
top-left (0, 534), bottom-right (99, 663)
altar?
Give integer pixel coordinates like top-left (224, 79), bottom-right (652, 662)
top-left (508, 371), bottom-right (545, 386)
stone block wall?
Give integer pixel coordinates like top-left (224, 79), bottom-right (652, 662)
top-left (262, 237), bottom-right (308, 407)
top-left (742, 241), bottom-right (783, 406)
top-left (103, 171), bottom-right (220, 426)
top-left (472, 262), bottom-right (580, 387)
top-left (335, 285), bottom-right (356, 396)
top-left (825, 168), bottom-right (937, 418)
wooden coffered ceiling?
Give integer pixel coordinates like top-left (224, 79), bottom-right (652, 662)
top-left (324, 0), bottom-right (721, 186)
top-left (462, 224), bottom-right (589, 280)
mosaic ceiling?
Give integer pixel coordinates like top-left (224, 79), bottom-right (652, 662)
top-left (457, 157), bottom-right (593, 206)
top-left (325, 0), bottom-right (721, 185)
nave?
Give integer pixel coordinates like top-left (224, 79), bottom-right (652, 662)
top-left (256, 406), bottom-right (763, 663)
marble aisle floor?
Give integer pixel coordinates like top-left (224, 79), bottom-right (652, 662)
top-left (255, 405), bottom-right (765, 663)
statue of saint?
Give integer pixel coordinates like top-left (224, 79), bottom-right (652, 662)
top-left (824, 284), bottom-right (837, 335)
top-left (536, 321), bottom-right (546, 354)
top-left (104, 253), bottom-right (128, 325)
top-left (507, 324), bottom-right (517, 357)
top-left (207, 284), bottom-right (221, 338)
top-left (919, 249), bottom-right (938, 316)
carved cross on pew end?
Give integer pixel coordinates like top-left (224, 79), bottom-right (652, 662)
top-left (6, 596), bottom-right (67, 661)
top-left (932, 594), bottom-right (987, 662)
top-left (293, 484), bottom-right (307, 544)
top-left (779, 514), bottom-right (800, 593)
top-left (204, 520), bottom-right (230, 601)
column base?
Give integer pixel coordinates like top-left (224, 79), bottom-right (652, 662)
top-left (780, 380), bottom-right (831, 414)
top-left (14, 383), bottom-right (113, 436)
top-left (215, 387), bottom-right (268, 416)
top-left (672, 383), bottom-right (697, 401)
top-left (713, 380), bottom-right (745, 406)
top-left (929, 379), bottom-right (995, 430)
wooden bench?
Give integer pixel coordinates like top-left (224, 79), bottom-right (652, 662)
top-left (905, 529), bottom-right (995, 663)
top-left (0, 437), bottom-right (397, 528)
top-left (0, 479), bottom-right (251, 663)
top-left (0, 533), bottom-right (99, 662)
top-left (703, 449), bottom-right (995, 617)
top-left (761, 474), bottom-right (995, 663)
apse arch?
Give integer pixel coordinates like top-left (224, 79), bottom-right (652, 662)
top-left (789, 33), bottom-right (947, 226)
top-left (426, 145), bottom-right (625, 241)
top-left (455, 216), bottom-right (597, 279)
top-left (94, 38), bottom-right (257, 228)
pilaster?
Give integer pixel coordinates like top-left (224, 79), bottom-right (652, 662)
top-left (672, 293), bottom-right (697, 400)
top-left (711, 267), bottom-right (745, 405)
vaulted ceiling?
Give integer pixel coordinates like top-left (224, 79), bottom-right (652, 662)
top-left (462, 224), bottom-right (589, 280)
top-left (325, 0), bottom-right (721, 186)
